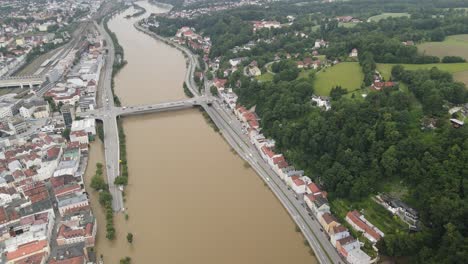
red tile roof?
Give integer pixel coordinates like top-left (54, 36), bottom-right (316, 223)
top-left (47, 146), bottom-right (61, 159)
top-left (14, 251), bottom-right (47, 264)
top-left (70, 130), bottom-right (87, 137)
top-left (49, 256), bottom-right (85, 264)
top-left (307, 182), bottom-right (321, 194)
top-left (346, 210), bottom-right (381, 241)
top-left (6, 240), bottom-right (48, 261)
top-left (261, 146), bottom-right (275, 158)
top-left (293, 178), bottom-right (305, 186)
top-left (0, 206), bottom-right (7, 224)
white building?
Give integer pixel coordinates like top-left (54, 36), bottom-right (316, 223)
top-left (71, 119), bottom-right (96, 135)
top-left (70, 130), bottom-right (89, 145)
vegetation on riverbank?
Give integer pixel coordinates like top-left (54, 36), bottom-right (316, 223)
top-left (96, 120), bottom-right (104, 141)
top-left (103, 7), bottom-right (128, 106)
top-left (183, 82), bottom-right (194, 98)
top-left (114, 119), bottom-right (129, 186)
top-left (90, 163), bottom-right (116, 240)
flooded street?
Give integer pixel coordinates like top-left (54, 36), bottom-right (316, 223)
top-left (84, 1), bottom-right (317, 263)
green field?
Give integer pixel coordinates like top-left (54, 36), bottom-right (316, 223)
top-left (368, 12), bottom-right (410, 22)
top-left (339, 22), bottom-right (359, 28)
top-left (377, 63), bottom-right (468, 84)
top-left (417, 34), bottom-right (468, 60)
top-left (256, 72), bottom-right (274, 82)
top-left (454, 71), bottom-right (468, 86)
top-left (313, 62), bottom-right (363, 96)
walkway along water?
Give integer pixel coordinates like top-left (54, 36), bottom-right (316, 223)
top-left (84, 1), bottom-right (318, 263)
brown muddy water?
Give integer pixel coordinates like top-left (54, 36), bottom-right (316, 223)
top-left (84, 1), bottom-right (317, 263)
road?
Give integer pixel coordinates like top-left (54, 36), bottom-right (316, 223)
top-left (77, 97), bottom-right (210, 119)
top-left (94, 18), bottom-right (125, 212)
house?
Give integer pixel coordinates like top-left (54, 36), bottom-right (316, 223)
top-left (314, 39), bottom-right (328, 49)
top-left (330, 225), bottom-right (351, 248)
top-left (346, 210), bottom-right (384, 243)
top-left (376, 194), bottom-right (419, 230)
top-left (229, 57), bottom-right (245, 67)
top-left (336, 16), bottom-right (354, 23)
top-left (69, 130), bottom-right (89, 145)
top-left (371, 81), bottom-right (396, 91)
top-left (350, 48), bottom-right (358, 57)
top-left (305, 194), bottom-right (330, 216)
top-left (4, 240), bottom-right (49, 264)
top-left (213, 78), bottom-right (227, 92)
top-left (297, 61), bottom-right (304, 69)
top-left (57, 193), bottom-right (89, 216)
top-left (347, 247), bottom-right (372, 264)
top-left (402, 41), bottom-right (414, 46)
top-left (51, 175), bottom-right (81, 198)
top-left (53, 160), bottom-right (79, 177)
top-left (306, 182), bottom-right (322, 196)
top-left (450, 118), bottom-right (464, 128)
top-left (248, 66), bottom-right (261, 76)
top-left (291, 178), bottom-right (306, 194)
top-left (56, 211), bottom-right (96, 247)
top-left (318, 212), bottom-right (339, 234)
top-left (70, 119), bottom-right (96, 136)
top-left (311, 95), bottom-right (331, 111)
top-left (252, 21), bottom-right (281, 31)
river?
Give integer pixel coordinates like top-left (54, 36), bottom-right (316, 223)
top-left (83, 1), bottom-right (317, 263)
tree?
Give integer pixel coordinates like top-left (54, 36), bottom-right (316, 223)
top-left (114, 176), bottom-right (128, 186)
top-left (206, 71), bottom-right (213, 80)
top-left (90, 174), bottom-right (106, 191)
top-left (127, 233), bottom-right (134, 243)
top-left (120, 257), bottom-right (131, 264)
top-left (62, 128), bottom-right (70, 141)
top-left (330, 86), bottom-right (347, 100)
top-left (210, 85), bottom-right (218, 96)
top-left (44, 96), bottom-right (57, 112)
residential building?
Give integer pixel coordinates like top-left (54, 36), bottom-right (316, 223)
top-left (61, 104), bottom-right (75, 128)
top-left (346, 210), bottom-right (384, 244)
top-left (318, 212), bottom-right (339, 234)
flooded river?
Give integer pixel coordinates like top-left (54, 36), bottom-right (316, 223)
top-left (84, 1), bottom-right (317, 263)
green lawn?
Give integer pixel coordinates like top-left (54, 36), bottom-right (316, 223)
top-left (417, 34), bottom-right (468, 60)
top-left (313, 62), bottom-right (363, 96)
top-left (331, 197), bottom-right (408, 235)
top-left (339, 22), bottom-right (359, 28)
top-left (298, 69), bottom-right (315, 79)
top-left (368, 12), bottom-right (410, 22)
top-left (311, 25), bottom-right (320, 32)
top-left (256, 72), bottom-right (274, 82)
top-left (377, 63), bottom-right (468, 81)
